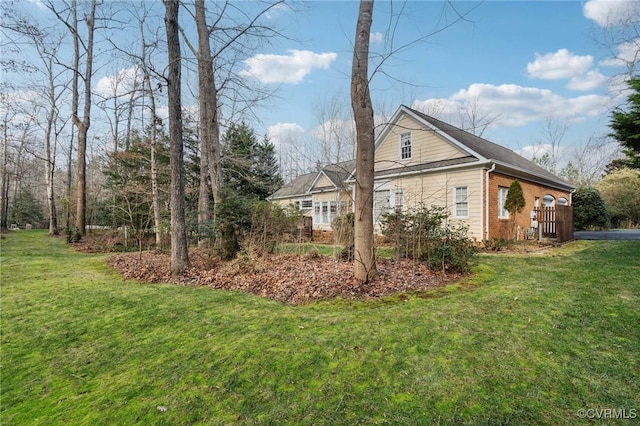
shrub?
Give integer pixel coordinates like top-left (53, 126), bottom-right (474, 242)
top-left (331, 212), bottom-right (355, 260)
top-left (214, 190), bottom-right (252, 260)
top-left (380, 205), bottom-right (477, 273)
top-left (246, 201), bottom-right (301, 255)
top-left (572, 187), bottom-right (609, 231)
top-left (215, 189), bottom-right (302, 259)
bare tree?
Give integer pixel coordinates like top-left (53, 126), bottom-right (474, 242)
top-left (164, 0), bottom-right (190, 276)
top-left (46, 0), bottom-right (97, 235)
top-left (1, 8), bottom-right (71, 235)
top-left (313, 92), bottom-right (356, 165)
top-left (194, 0), bottom-right (221, 240)
top-left (351, 0), bottom-right (377, 283)
top-left (457, 96), bottom-right (501, 137)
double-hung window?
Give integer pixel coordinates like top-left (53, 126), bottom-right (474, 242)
top-left (400, 132), bottom-right (412, 160)
top-left (498, 187), bottom-right (509, 218)
top-left (454, 186), bottom-right (469, 218)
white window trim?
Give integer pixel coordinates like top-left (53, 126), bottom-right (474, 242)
top-left (400, 132), bottom-right (412, 160)
top-left (498, 187), bottom-right (509, 219)
top-left (453, 186), bottom-right (469, 219)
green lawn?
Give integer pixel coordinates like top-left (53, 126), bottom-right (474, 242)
top-left (1, 231), bottom-right (639, 425)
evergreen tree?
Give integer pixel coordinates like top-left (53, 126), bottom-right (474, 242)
top-left (572, 187), bottom-right (609, 231)
top-left (104, 128), bottom-right (170, 231)
top-left (504, 180), bottom-right (525, 216)
top-left (222, 122), bottom-right (282, 200)
top-left (9, 190), bottom-right (45, 226)
top-left (504, 180), bottom-right (525, 240)
top-left (610, 78), bottom-right (640, 169)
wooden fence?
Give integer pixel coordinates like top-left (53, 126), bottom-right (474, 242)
top-left (534, 205), bottom-right (574, 243)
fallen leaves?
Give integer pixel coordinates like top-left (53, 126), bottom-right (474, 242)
top-left (107, 248), bottom-right (457, 305)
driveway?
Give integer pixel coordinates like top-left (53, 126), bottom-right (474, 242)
top-left (574, 229), bottom-right (640, 240)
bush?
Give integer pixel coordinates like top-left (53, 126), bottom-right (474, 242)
top-left (214, 190), bottom-right (252, 260)
top-left (215, 189), bottom-right (302, 259)
top-left (331, 212), bottom-right (355, 260)
top-left (246, 202), bottom-right (301, 255)
top-left (66, 227), bottom-right (82, 243)
top-left (573, 187), bottom-right (609, 231)
top-left (380, 206), bottom-right (477, 273)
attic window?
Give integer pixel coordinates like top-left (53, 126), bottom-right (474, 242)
top-left (400, 132), bottom-right (412, 159)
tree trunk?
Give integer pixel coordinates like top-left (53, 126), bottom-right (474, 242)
top-left (164, 0), bottom-right (191, 276)
top-left (45, 58), bottom-right (59, 235)
top-left (145, 73), bottom-right (163, 249)
top-left (137, 17), bottom-right (163, 248)
top-left (72, 0), bottom-right (96, 236)
top-left (195, 0), bottom-right (222, 208)
top-left (0, 115), bottom-right (9, 231)
top-left (351, 0), bottom-right (377, 282)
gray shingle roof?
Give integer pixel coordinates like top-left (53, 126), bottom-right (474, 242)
top-left (320, 159), bottom-right (356, 188)
top-left (269, 172), bottom-right (317, 199)
top-left (375, 156), bottom-right (477, 178)
top-left (404, 106), bottom-right (574, 190)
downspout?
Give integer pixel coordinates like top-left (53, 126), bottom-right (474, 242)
top-left (485, 162), bottom-right (496, 241)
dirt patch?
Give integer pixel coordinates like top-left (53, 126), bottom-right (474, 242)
top-left (107, 249), bottom-right (458, 305)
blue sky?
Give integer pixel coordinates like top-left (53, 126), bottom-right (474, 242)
top-left (6, 0), bottom-right (637, 179)
top-left (236, 0), bottom-right (634, 173)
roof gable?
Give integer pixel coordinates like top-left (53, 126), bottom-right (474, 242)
top-left (404, 106), bottom-right (573, 188)
top-left (269, 172), bottom-right (317, 200)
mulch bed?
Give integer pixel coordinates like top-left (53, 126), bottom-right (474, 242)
top-left (106, 249), bottom-right (458, 305)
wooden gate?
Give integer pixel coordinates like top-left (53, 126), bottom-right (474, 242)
top-left (534, 206), bottom-right (574, 243)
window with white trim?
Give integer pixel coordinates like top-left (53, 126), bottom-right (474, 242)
top-left (400, 132), bottom-right (412, 160)
top-left (374, 190), bottom-right (391, 223)
top-left (454, 186), bottom-right (469, 218)
top-left (394, 190), bottom-right (404, 211)
top-left (498, 186), bottom-right (509, 219)
top-left (314, 202), bottom-right (321, 223)
top-left (313, 201), bottom-right (339, 225)
top-left (301, 199), bottom-right (312, 209)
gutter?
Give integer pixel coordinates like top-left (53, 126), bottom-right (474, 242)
top-left (485, 162), bottom-right (496, 241)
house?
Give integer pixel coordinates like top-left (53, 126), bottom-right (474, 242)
top-left (270, 105), bottom-right (575, 241)
top-left (270, 160), bottom-right (355, 236)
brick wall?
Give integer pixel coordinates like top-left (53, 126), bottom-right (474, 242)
top-left (488, 172), bottom-right (571, 240)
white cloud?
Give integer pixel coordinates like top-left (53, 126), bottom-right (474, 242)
top-left (265, 2), bottom-right (289, 20)
top-left (527, 49), bottom-right (608, 91)
top-left (267, 122), bottom-right (305, 149)
top-left (599, 38), bottom-right (640, 67)
top-left (583, 0), bottom-right (637, 27)
top-left (94, 66), bottom-right (141, 98)
top-left (370, 32), bottom-right (384, 44)
top-left (567, 70), bottom-right (608, 91)
top-left (517, 143), bottom-right (569, 162)
top-left (527, 49), bottom-right (593, 80)
top-left (413, 83), bottom-right (610, 129)
top-left (310, 118), bottom-right (354, 142)
top-left (240, 50), bottom-right (337, 84)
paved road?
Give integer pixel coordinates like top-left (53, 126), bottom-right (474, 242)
top-left (574, 229), bottom-right (640, 240)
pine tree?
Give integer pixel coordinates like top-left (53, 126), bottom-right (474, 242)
top-left (504, 180), bottom-right (525, 240)
top-left (610, 78), bottom-right (640, 169)
top-left (504, 180), bottom-right (525, 216)
top-left (222, 122), bottom-right (282, 200)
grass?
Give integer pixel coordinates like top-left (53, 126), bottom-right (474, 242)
top-left (2, 230), bottom-right (639, 425)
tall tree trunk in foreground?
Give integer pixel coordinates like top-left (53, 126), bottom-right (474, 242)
top-left (164, 0), bottom-right (191, 276)
top-left (195, 0), bottom-right (222, 228)
top-left (44, 54), bottom-right (59, 235)
top-left (351, 0), bottom-right (377, 282)
top-left (72, 0), bottom-right (96, 236)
